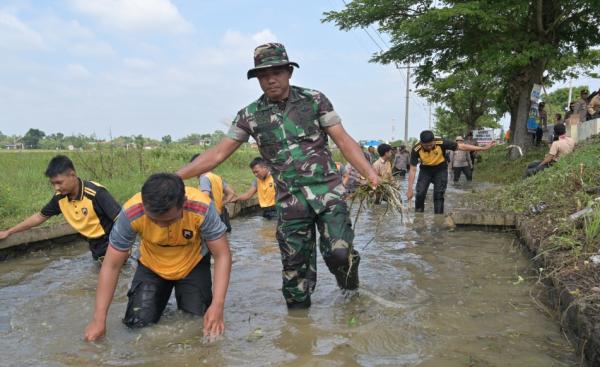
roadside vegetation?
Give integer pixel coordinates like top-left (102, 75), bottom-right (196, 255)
top-left (0, 146), bottom-right (258, 228)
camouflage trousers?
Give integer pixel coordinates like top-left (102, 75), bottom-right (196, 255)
top-left (276, 191), bottom-right (360, 308)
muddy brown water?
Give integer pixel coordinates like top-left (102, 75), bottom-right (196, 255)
top-left (0, 182), bottom-right (578, 366)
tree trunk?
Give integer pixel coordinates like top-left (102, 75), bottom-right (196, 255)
top-left (510, 83), bottom-right (533, 159)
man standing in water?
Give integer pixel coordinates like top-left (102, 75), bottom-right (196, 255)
top-left (406, 130), bottom-right (494, 214)
top-left (231, 157), bottom-right (278, 219)
top-left (0, 155), bottom-right (120, 261)
top-left (177, 43), bottom-right (379, 309)
top-left (84, 173), bottom-right (231, 340)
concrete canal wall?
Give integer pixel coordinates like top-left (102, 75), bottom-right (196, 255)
top-left (0, 198), bottom-right (259, 256)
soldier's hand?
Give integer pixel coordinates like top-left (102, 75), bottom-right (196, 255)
top-left (485, 141), bottom-right (496, 150)
top-left (0, 230), bottom-right (10, 240)
top-left (406, 187), bottom-right (414, 202)
top-left (368, 173), bottom-right (381, 188)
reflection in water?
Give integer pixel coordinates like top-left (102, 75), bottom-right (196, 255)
top-left (0, 184), bottom-right (578, 366)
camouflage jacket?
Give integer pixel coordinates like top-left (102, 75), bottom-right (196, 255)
top-left (227, 86), bottom-right (346, 210)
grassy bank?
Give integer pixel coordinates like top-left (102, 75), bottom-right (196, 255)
top-left (0, 146), bottom-right (258, 228)
top-left (472, 144), bottom-right (547, 184)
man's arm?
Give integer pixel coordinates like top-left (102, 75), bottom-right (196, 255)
top-left (537, 153), bottom-right (555, 168)
top-left (0, 213), bottom-right (49, 240)
top-left (84, 245), bottom-right (129, 341)
top-left (232, 186), bottom-right (257, 202)
top-left (406, 165), bottom-right (418, 202)
top-left (177, 138), bottom-right (242, 180)
top-left (203, 235), bottom-right (231, 337)
top-left (222, 185), bottom-right (237, 204)
top-left (325, 124), bottom-right (380, 187)
top-left (84, 210), bottom-right (136, 341)
top-left (457, 142), bottom-right (495, 152)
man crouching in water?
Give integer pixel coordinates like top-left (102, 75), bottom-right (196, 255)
top-left (84, 173), bottom-right (231, 341)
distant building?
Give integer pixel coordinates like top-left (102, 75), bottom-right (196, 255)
top-left (4, 143), bottom-right (23, 150)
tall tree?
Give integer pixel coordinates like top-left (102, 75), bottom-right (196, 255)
top-left (419, 68), bottom-right (503, 133)
top-left (324, 0), bottom-right (600, 158)
top-left (22, 128), bottom-right (45, 149)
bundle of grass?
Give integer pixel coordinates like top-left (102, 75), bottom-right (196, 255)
top-left (349, 181), bottom-right (411, 229)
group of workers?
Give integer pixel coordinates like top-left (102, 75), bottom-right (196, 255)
top-left (0, 43), bottom-right (496, 343)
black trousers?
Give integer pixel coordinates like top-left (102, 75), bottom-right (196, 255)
top-left (123, 255), bottom-right (213, 328)
top-left (262, 206), bottom-right (277, 219)
top-left (87, 235), bottom-right (108, 260)
top-left (524, 160), bottom-right (551, 178)
top-left (453, 166), bottom-right (473, 182)
top-left (415, 165), bottom-right (448, 214)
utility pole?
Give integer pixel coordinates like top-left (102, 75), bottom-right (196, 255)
top-left (404, 64), bottom-right (410, 143)
top-left (567, 79), bottom-right (573, 111)
top-left (395, 63), bottom-right (413, 143)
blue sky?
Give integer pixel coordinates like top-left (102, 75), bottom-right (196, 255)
top-left (0, 1), bottom-right (596, 141)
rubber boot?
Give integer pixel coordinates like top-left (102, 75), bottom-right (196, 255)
top-left (332, 249), bottom-right (360, 290)
top-left (433, 199), bottom-right (444, 214)
top-left (286, 295), bottom-right (311, 309)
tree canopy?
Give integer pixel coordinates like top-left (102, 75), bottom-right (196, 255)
top-left (324, 0), bottom-right (600, 157)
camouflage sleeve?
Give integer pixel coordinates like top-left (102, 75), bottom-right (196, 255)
top-left (226, 109), bottom-right (251, 142)
top-left (315, 91), bottom-right (342, 128)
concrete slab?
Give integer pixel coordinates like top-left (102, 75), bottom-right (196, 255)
top-left (448, 209), bottom-right (516, 227)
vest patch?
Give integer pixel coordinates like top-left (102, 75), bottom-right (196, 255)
top-left (182, 229), bottom-right (194, 239)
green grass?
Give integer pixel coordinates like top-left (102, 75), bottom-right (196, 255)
top-left (0, 146), bottom-right (258, 228)
top-left (473, 144), bottom-right (547, 184)
top-left (472, 135), bottom-right (600, 259)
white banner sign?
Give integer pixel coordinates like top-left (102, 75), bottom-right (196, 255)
top-left (473, 129), bottom-right (495, 144)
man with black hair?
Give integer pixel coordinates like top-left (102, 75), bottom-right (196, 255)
top-left (524, 123), bottom-right (574, 177)
top-left (373, 143), bottom-right (393, 182)
top-left (84, 173), bottom-right (231, 341)
top-left (0, 155), bottom-right (120, 261)
top-left (407, 130), bottom-right (494, 214)
top-left (230, 157), bottom-right (277, 219)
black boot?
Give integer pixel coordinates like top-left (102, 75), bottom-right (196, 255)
top-left (332, 250), bottom-right (360, 290)
top-left (286, 295), bottom-right (311, 309)
top-left (433, 199), bottom-right (444, 214)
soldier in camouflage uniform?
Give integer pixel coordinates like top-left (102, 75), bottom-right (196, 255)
top-left (178, 43), bottom-right (379, 308)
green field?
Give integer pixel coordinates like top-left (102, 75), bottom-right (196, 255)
top-left (0, 146), bottom-right (258, 228)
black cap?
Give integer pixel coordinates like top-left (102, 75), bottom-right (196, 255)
top-left (420, 130), bottom-right (435, 143)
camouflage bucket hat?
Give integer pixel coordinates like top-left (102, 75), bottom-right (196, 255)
top-left (247, 43), bottom-right (299, 79)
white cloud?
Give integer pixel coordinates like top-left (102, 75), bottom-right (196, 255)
top-left (123, 57), bottom-right (155, 70)
top-left (0, 9), bottom-right (45, 51)
top-left (222, 29), bottom-right (277, 48)
top-left (66, 64), bottom-right (91, 79)
top-left (70, 0), bottom-right (193, 34)
top-left (191, 29), bottom-right (278, 68)
top-left (68, 41), bottom-right (116, 57)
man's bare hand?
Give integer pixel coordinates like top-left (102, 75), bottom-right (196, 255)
top-left (203, 303), bottom-right (225, 338)
top-left (84, 318), bottom-right (106, 342)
